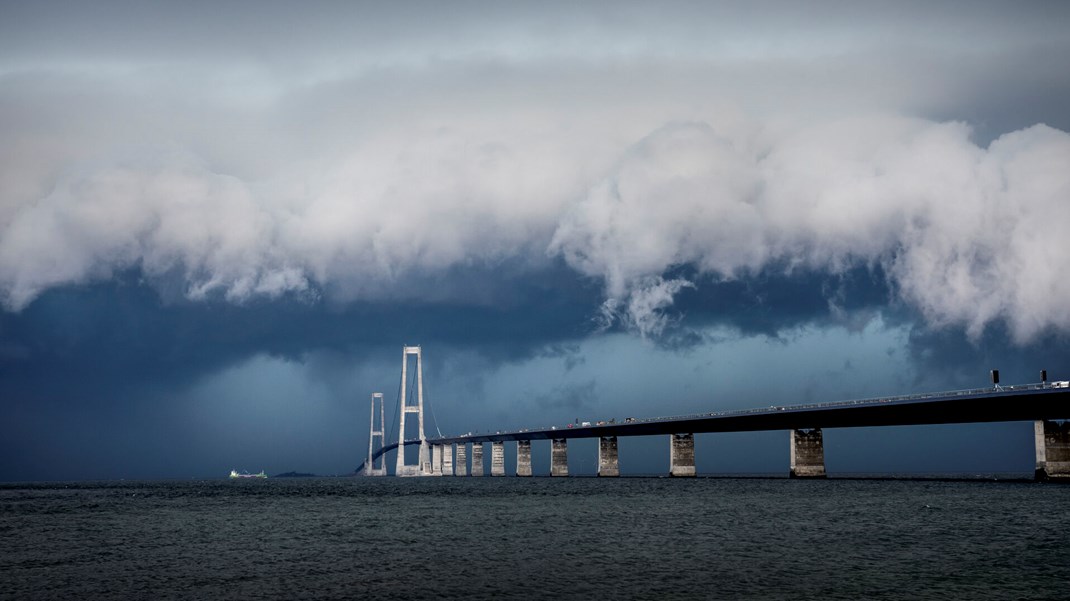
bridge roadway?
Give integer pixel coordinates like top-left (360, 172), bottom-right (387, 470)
top-left (366, 382), bottom-right (1070, 467)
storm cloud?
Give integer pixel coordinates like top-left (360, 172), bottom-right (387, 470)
top-left (3, 2), bottom-right (1070, 479)
top-left (552, 118), bottom-right (1070, 341)
top-left (3, 1), bottom-right (1070, 344)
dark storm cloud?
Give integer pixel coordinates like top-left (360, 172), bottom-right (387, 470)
top-left (905, 323), bottom-right (1070, 390)
top-left (668, 264), bottom-right (893, 339)
top-left (551, 119), bottom-right (1070, 341)
top-left (532, 380), bottom-right (597, 411)
top-left (0, 260), bottom-right (897, 407)
top-left (0, 261), bottom-right (603, 401)
top-left (3, 1), bottom-right (1070, 480)
top-left (3, 1), bottom-right (1070, 343)
top-left (4, 260), bottom-right (1067, 481)
top-left (0, 262), bottom-right (604, 480)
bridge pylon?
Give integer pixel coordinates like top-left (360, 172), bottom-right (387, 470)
top-left (395, 345), bottom-right (432, 476)
top-left (364, 392), bottom-right (387, 476)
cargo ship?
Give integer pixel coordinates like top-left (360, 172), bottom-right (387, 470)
top-left (229, 469), bottom-right (267, 479)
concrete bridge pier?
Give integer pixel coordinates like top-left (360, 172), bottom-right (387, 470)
top-left (669, 433), bottom-right (696, 477)
top-left (455, 443), bottom-right (468, 476)
top-left (790, 428), bottom-right (827, 478)
top-left (551, 439), bottom-right (568, 476)
top-left (431, 444), bottom-right (444, 475)
top-left (442, 444), bottom-right (453, 476)
top-left (598, 436), bottom-right (619, 477)
top-left (420, 443), bottom-right (432, 475)
top-left (491, 441), bottom-right (505, 476)
top-left (516, 440), bottom-right (532, 477)
top-left (1035, 420), bottom-right (1070, 481)
top-left (471, 443), bottom-right (485, 477)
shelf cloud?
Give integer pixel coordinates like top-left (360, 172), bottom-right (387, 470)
top-left (4, 1), bottom-right (1070, 480)
top-left (2, 1), bottom-right (1069, 346)
top-left (552, 118), bottom-right (1070, 342)
top-left (3, 115), bottom-right (1068, 344)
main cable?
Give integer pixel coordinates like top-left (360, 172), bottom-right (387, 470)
top-left (385, 365), bottom-right (403, 448)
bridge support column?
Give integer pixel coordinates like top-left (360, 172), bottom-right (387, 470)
top-left (431, 444), bottom-right (443, 476)
top-left (1035, 420), bottom-right (1070, 481)
top-left (598, 436), bottom-right (619, 477)
top-left (420, 442), bottom-right (432, 475)
top-left (491, 441), bottom-right (505, 476)
top-left (438, 442), bottom-right (451, 474)
top-left (790, 428), bottom-right (827, 478)
top-left (471, 443), bottom-right (485, 477)
top-left (551, 439), bottom-right (568, 477)
top-left (516, 440), bottom-right (532, 477)
top-left (455, 443), bottom-right (468, 476)
top-left (670, 433), bottom-right (696, 477)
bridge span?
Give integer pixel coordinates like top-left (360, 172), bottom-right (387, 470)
top-left (361, 346), bottom-right (1070, 479)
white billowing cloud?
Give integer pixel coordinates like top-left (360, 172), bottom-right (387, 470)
top-left (0, 113), bottom-right (614, 308)
top-left (551, 123), bottom-right (768, 298)
top-left (272, 117), bottom-right (598, 299)
top-left (551, 118), bottom-right (1070, 343)
top-left (2, 2), bottom-right (1070, 343)
top-left (4, 112), bottom-right (1067, 346)
top-left (0, 151), bottom-right (307, 309)
top-left (596, 277), bottom-right (696, 338)
top-left (888, 124), bottom-right (1070, 342)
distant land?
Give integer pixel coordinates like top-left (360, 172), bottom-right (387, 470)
top-left (271, 471), bottom-right (361, 478)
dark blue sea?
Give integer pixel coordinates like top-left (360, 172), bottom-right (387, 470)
top-left (2, 476), bottom-right (1069, 600)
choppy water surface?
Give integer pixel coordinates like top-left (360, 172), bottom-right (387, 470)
top-left (2, 477), bottom-right (1069, 600)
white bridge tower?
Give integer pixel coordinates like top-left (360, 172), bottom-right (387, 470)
top-left (395, 345), bottom-right (432, 476)
top-left (364, 392), bottom-right (387, 476)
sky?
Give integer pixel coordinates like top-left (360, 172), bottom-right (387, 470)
top-left (2, 1), bottom-right (1070, 480)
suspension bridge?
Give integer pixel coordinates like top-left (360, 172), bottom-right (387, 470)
top-left (359, 346), bottom-right (1070, 480)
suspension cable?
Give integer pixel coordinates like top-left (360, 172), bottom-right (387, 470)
top-left (385, 364), bottom-right (403, 447)
top-left (408, 361), bottom-right (417, 410)
top-left (425, 379), bottom-right (444, 438)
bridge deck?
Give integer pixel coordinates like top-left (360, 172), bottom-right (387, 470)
top-left (365, 383), bottom-right (1070, 466)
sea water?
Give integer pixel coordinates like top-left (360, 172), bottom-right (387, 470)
top-left (2, 477), bottom-right (1069, 600)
